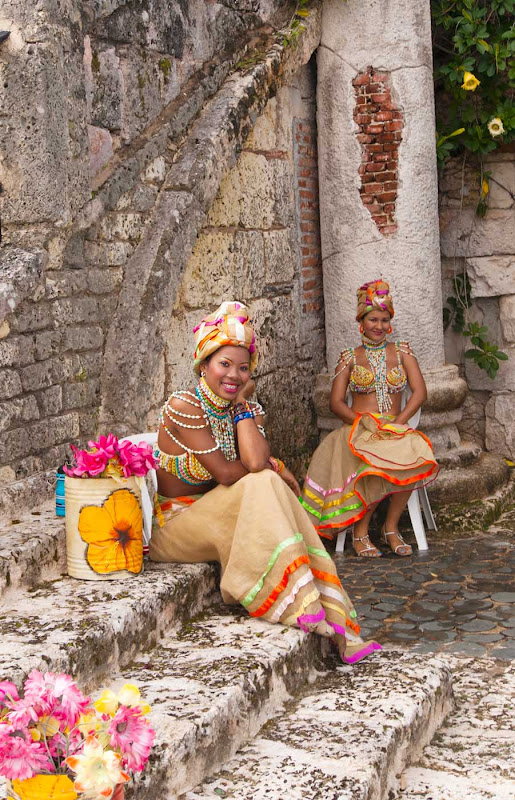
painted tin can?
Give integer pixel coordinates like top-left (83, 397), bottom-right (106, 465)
top-left (65, 475), bottom-right (143, 580)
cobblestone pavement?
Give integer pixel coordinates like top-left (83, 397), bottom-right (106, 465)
top-left (334, 502), bottom-right (515, 799)
top-left (334, 506), bottom-right (515, 660)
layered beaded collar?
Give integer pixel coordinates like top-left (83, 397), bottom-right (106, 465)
top-left (196, 376), bottom-right (232, 416)
top-left (361, 334), bottom-right (392, 413)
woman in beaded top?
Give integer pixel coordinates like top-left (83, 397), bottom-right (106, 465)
top-left (300, 280), bottom-right (439, 558)
top-left (149, 301), bottom-right (381, 665)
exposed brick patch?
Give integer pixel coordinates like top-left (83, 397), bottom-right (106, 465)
top-left (352, 67), bottom-right (403, 236)
top-left (293, 119), bottom-right (324, 315)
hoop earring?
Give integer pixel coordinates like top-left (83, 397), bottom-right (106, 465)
top-left (359, 323), bottom-right (364, 334)
top-left (387, 325), bottom-right (393, 334)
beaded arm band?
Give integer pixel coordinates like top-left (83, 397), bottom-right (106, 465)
top-left (268, 457), bottom-right (285, 474)
top-left (396, 340), bottom-right (417, 360)
top-left (333, 347), bottom-right (355, 381)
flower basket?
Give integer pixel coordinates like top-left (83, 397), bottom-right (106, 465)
top-left (63, 435), bottom-right (156, 581)
top-left (65, 475), bottom-right (144, 581)
top-left (7, 775), bottom-right (78, 800)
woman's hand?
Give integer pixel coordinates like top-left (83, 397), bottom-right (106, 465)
top-left (280, 466), bottom-right (300, 496)
top-left (234, 379), bottom-right (256, 405)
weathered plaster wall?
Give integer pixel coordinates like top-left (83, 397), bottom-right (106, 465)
top-left (440, 150), bottom-right (515, 458)
top-left (317, 0), bottom-right (444, 373)
top-left (0, 0), bottom-right (324, 501)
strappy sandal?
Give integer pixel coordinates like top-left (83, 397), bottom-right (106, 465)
top-left (352, 534), bottom-right (382, 558)
top-left (381, 527), bottom-right (412, 557)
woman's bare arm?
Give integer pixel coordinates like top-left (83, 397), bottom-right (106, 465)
top-left (394, 352), bottom-right (427, 425)
top-left (233, 381), bottom-right (271, 471)
top-left (330, 357), bottom-right (359, 424)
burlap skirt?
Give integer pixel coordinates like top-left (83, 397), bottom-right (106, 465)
top-left (149, 470), bottom-right (381, 664)
top-left (300, 413), bottom-right (439, 539)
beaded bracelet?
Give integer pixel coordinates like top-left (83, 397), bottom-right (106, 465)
top-left (233, 411), bottom-right (254, 424)
top-left (268, 457), bottom-right (285, 474)
top-left (231, 401), bottom-right (253, 419)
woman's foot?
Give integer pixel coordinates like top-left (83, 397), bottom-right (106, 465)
top-left (381, 526), bottom-right (412, 556)
top-left (352, 533), bottom-right (382, 558)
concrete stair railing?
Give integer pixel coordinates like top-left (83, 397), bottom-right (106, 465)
top-left (0, 503), bottom-right (454, 800)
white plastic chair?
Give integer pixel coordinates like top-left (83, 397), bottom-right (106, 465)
top-left (119, 432), bottom-right (157, 549)
top-left (335, 388), bottom-right (436, 554)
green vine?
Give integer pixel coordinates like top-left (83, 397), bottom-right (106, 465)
top-left (432, 0), bottom-right (515, 164)
top-left (443, 273), bottom-right (508, 378)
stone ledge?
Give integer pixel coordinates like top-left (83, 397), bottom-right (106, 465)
top-left (431, 465), bottom-right (514, 532)
top-left (0, 470), bottom-right (56, 522)
top-left (122, 605), bottom-right (327, 799)
top-left (0, 560), bottom-right (219, 689)
top-left (181, 649), bottom-right (453, 800)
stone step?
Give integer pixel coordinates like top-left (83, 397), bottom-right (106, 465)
top-left (428, 451), bottom-right (509, 506)
top-left (116, 605), bottom-right (328, 799)
top-left (396, 657), bottom-right (515, 800)
top-left (0, 560), bottom-right (219, 688)
top-left (180, 648), bottom-right (453, 800)
top-left (0, 499), bottom-right (66, 600)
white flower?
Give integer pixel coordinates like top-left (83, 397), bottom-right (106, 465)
top-left (487, 118), bottom-right (504, 138)
top-left (65, 737), bottom-right (129, 799)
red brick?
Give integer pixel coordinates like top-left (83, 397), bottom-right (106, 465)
top-left (392, 111), bottom-right (403, 120)
top-left (381, 224), bottom-right (398, 235)
top-left (375, 111), bottom-right (393, 122)
top-left (298, 157), bottom-right (317, 167)
top-left (364, 202), bottom-right (382, 214)
top-left (386, 120), bottom-right (403, 132)
top-left (352, 73), bottom-right (371, 86)
top-left (372, 215), bottom-right (388, 226)
top-left (297, 168), bottom-right (312, 178)
top-left (367, 83), bottom-right (382, 93)
top-left (355, 114), bottom-right (372, 125)
top-left (378, 133), bottom-right (395, 143)
top-left (384, 203), bottom-right (395, 213)
top-left (382, 143), bottom-right (397, 152)
top-left (371, 93), bottom-right (388, 103)
top-left (301, 222), bottom-right (317, 232)
top-left (301, 247), bottom-right (311, 256)
top-left (384, 181), bottom-right (398, 192)
top-left (299, 189), bottom-right (315, 199)
top-left (374, 152), bottom-right (389, 161)
top-left (302, 258), bottom-right (320, 269)
top-left (361, 172), bottom-right (378, 183)
top-left (393, 131), bottom-right (403, 141)
top-left (382, 171), bottom-right (396, 182)
top-left (372, 71), bottom-right (389, 82)
top-left (368, 143), bottom-right (383, 154)
top-left (301, 234), bottom-right (320, 245)
top-left (366, 124), bottom-right (384, 135)
top-left (361, 195), bottom-right (375, 204)
top-left (303, 279), bottom-right (322, 291)
top-left (363, 182), bottom-right (382, 194)
top-left (303, 289), bottom-right (322, 299)
top-left (356, 133), bottom-right (374, 144)
top-left (365, 162), bottom-right (386, 172)
top-left (358, 164), bottom-right (367, 176)
top-left (356, 95), bottom-right (367, 105)
top-left (301, 210), bottom-right (319, 221)
top-left (377, 191), bottom-right (397, 202)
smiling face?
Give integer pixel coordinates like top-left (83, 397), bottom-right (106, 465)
top-left (202, 345), bottom-right (251, 400)
top-left (361, 309), bottom-right (391, 341)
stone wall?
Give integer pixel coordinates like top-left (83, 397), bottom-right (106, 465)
top-left (0, 0), bottom-right (324, 505)
top-left (439, 150), bottom-right (515, 458)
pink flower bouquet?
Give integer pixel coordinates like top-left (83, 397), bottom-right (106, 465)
top-left (64, 435), bottom-right (156, 479)
top-left (0, 671), bottom-right (155, 799)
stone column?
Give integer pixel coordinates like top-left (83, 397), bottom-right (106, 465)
top-left (315, 0), bottom-right (466, 459)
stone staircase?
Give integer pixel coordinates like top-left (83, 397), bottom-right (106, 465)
top-left (0, 501), bottom-right (455, 800)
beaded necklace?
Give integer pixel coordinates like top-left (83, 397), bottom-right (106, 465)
top-left (361, 334), bottom-right (392, 414)
top-left (195, 377), bottom-right (237, 462)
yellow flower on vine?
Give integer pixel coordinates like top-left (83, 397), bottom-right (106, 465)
top-left (487, 118), bottom-right (504, 138)
top-left (461, 71), bottom-right (480, 91)
top-left (481, 179), bottom-right (489, 197)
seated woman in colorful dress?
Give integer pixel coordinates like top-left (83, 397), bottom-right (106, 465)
top-left (300, 280), bottom-right (439, 558)
top-left (149, 301), bottom-right (381, 664)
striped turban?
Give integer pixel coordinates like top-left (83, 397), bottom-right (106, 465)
top-left (356, 279), bottom-right (394, 321)
top-left (193, 301), bottom-right (258, 374)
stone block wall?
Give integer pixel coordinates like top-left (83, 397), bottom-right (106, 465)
top-left (161, 62), bottom-right (324, 472)
top-left (0, 0), bottom-right (325, 495)
top-left (439, 150), bottom-right (515, 458)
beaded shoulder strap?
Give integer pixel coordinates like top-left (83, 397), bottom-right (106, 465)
top-left (333, 347), bottom-right (355, 380)
top-left (396, 340), bottom-right (417, 361)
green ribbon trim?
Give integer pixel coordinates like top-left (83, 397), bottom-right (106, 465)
top-left (241, 533), bottom-right (304, 607)
top-left (321, 502), bottom-right (362, 521)
top-left (307, 545), bottom-right (331, 560)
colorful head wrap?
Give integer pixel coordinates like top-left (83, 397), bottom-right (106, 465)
top-left (193, 301), bottom-right (258, 374)
top-left (356, 279), bottom-right (394, 321)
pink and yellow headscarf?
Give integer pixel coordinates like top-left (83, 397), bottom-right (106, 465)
top-left (193, 301), bottom-right (258, 374)
top-left (356, 279), bottom-right (394, 321)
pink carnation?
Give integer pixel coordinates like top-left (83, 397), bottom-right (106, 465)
top-left (117, 441), bottom-right (156, 478)
top-left (0, 682), bottom-right (19, 708)
top-left (107, 707), bottom-right (155, 772)
top-left (89, 434), bottom-right (118, 461)
top-left (22, 671), bottom-right (90, 730)
top-left (0, 724), bottom-right (54, 780)
top-left (64, 444), bottom-right (108, 478)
